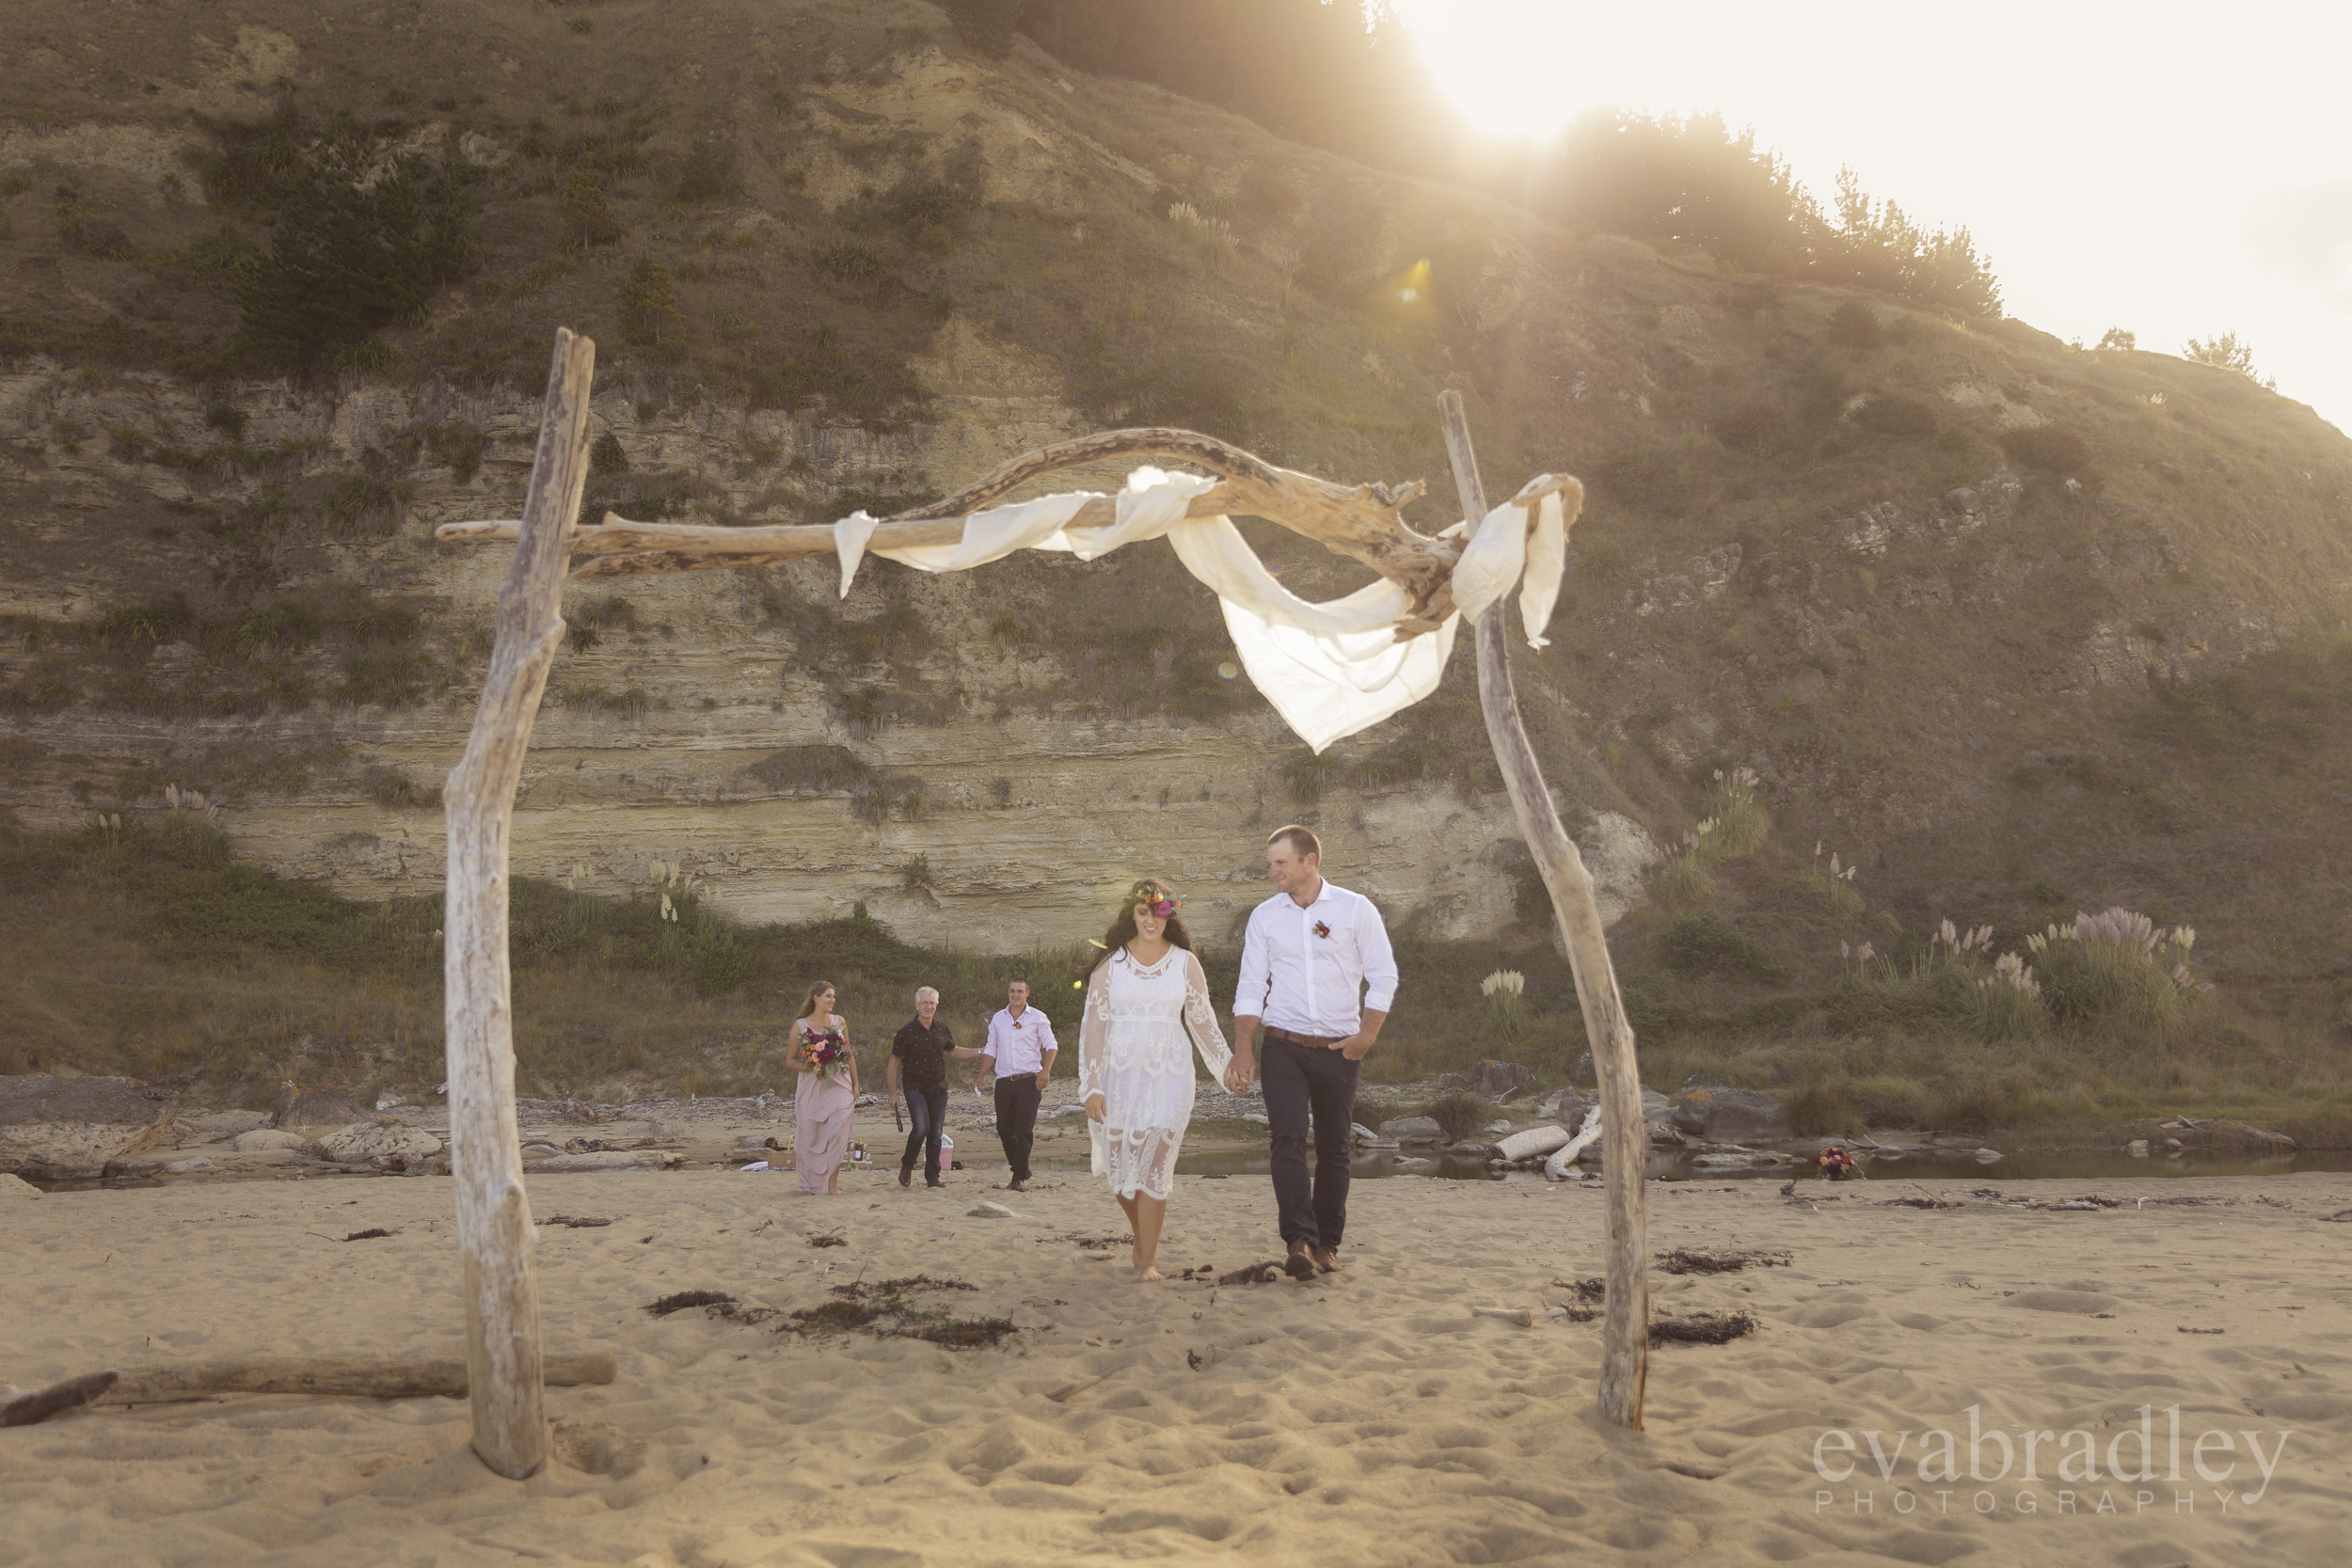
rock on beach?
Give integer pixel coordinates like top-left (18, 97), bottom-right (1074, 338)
top-left (0, 1074), bottom-right (180, 1180)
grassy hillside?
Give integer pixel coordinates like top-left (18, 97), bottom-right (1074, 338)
top-left (2, 0), bottom-right (2350, 1130)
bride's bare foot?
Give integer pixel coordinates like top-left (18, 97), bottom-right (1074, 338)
top-left (1136, 1265), bottom-right (1164, 1283)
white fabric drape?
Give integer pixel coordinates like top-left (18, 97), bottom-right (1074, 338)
top-left (830, 467), bottom-right (1567, 752)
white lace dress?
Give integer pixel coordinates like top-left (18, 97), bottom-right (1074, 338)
top-left (1078, 945), bottom-right (1233, 1200)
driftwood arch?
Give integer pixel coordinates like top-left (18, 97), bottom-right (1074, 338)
top-left (435, 330), bottom-right (1647, 1478)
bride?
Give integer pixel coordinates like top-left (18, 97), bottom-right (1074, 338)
top-left (1079, 879), bottom-right (1240, 1282)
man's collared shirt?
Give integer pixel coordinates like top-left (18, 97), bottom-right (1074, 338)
top-left (1233, 879), bottom-right (1398, 1038)
top-left (891, 1017), bottom-right (956, 1094)
top-left (984, 1006), bottom-right (1057, 1077)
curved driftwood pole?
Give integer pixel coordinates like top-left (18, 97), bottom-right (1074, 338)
top-left (436, 429), bottom-right (1462, 630)
top-left (1438, 390), bottom-right (1648, 1429)
top-left (441, 327), bottom-right (597, 1479)
top-left (0, 1354), bottom-right (618, 1428)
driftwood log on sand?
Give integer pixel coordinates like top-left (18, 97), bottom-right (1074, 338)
top-left (0, 1352), bottom-right (619, 1428)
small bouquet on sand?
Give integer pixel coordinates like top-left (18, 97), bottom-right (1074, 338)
top-left (1815, 1147), bottom-right (1865, 1180)
top-left (801, 1027), bottom-right (851, 1085)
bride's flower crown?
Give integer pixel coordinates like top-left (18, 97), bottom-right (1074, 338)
top-left (1128, 879), bottom-right (1180, 919)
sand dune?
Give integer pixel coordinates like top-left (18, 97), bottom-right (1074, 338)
top-left (4, 1168), bottom-right (2348, 1565)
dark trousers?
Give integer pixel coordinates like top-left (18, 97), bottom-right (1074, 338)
top-left (898, 1085), bottom-right (947, 1180)
top-left (993, 1075), bottom-right (1040, 1181)
top-left (1262, 1036), bottom-right (1359, 1250)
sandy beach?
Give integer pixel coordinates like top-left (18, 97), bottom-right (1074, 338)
top-left (4, 1165), bottom-right (2348, 1566)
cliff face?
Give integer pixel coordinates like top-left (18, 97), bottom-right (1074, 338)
top-left (3, 0), bottom-right (2349, 977)
top-left (0, 328), bottom-right (1664, 948)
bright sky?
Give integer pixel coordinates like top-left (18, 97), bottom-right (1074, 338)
top-left (1390, 0), bottom-right (2352, 436)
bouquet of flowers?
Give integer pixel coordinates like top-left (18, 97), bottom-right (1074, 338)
top-left (1815, 1147), bottom-right (1864, 1180)
top-left (801, 1026), bottom-right (851, 1085)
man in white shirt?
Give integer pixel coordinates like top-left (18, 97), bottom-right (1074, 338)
top-left (977, 977), bottom-right (1057, 1193)
top-left (1228, 824), bottom-right (1397, 1279)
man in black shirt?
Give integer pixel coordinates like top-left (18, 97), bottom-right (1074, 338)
top-left (888, 986), bottom-right (980, 1187)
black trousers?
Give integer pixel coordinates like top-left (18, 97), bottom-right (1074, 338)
top-left (898, 1085), bottom-right (947, 1180)
top-left (1262, 1035), bottom-right (1359, 1250)
top-left (993, 1075), bottom-right (1040, 1181)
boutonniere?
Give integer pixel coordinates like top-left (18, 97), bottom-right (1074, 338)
top-left (1312, 921), bottom-right (1331, 939)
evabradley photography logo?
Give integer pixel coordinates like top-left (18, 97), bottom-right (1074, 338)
top-left (1812, 1405), bottom-right (2293, 1518)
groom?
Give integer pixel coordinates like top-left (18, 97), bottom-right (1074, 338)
top-left (1227, 825), bottom-right (1397, 1280)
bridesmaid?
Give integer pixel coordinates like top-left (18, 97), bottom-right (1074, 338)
top-left (787, 980), bottom-right (859, 1195)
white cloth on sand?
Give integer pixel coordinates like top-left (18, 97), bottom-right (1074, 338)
top-left (830, 467), bottom-right (1569, 752)
top-left (1078, 946), bottom-right (1233, 1201)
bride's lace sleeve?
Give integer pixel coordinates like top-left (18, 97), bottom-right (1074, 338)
top-left (1078, 958), bottom-right (1111, 1101)
top-left (1181, 951), bottom-right (1233, 1083)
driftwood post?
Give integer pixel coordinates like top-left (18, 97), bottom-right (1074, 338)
top-left (1438, 390), bottom-right (1648, 1429)
top-left (441, 326), bottom-right (597, 1479)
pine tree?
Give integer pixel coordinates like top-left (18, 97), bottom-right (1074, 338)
top-left (561, 166), bottom-right (620, 249)
top-left (618, 259), bottom-right (682, 346)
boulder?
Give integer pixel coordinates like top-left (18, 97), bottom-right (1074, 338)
top-left (234, 1129), bottom-right (313, 1153)
top-left (183, 1109), bottom-right (270, 1142)
top-left (1, 1172), bottom-right (42, 1199)
top-left (318, 1122), bottom-right (445, 1163)
top-left (1449, 1140), bottom-right (1502, 1158)
top-left (1669, 1087), bottom-right (1793, 1143)
top-left (1472, 1060), bottom-right (1534, 1100)
top-left (1642, 1087), bottom-right (1672, 1122)
top-left (0, 1074), bottom-right (180, 1179)
top-left (270, 1085), bottom-right (366, 1131)
top-left (1381, 1115), bottom-right (1445, 1144)
top-left (1496, 1124), bottom-right (1573, 1162)
top-left (165, 1157), bottom-right (216, 1174)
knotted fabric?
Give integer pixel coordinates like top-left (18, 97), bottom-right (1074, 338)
top-left (832, 468), bottom-right (1566, 752)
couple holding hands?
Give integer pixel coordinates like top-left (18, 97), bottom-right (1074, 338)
top-left (1081, 824), bottom-right (1397, 1282)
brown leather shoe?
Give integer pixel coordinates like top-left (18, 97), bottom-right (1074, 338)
top-left (898, 1164), bottom-right (914, 1188)
top-left (1284, 1242), bottom-right (1318, 1281)
top-left (1311, 1246), bottom-right (1342, 1275)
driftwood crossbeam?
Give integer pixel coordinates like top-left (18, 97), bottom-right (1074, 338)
top-left (430, 330), bottom-right (1648, 1477)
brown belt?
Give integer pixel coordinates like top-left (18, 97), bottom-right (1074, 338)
top-left (1263, 1027), bottom-right (1341, 1048)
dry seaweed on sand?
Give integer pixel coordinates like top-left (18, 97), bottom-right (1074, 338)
top-left (1655, 1248), bottom-right (1792, 1274)
top-left (790, 1277), bottom-right (1012, 1348)
top-left (1218, 1260), bottom-right (1286, 1285)
top-left (1650, 1311), bottom-right (1759, 1346)
top-left (1879, 1197), bottom-right (1965, 1210)
top-left (1554, 1276), bottom-right (1607, 1301)
top-left (807, 1232), bottom-right (847, 1248)
top-left (342, 1227), bottom-right (395, 1242)
top-left (645, 1290), bottom-right (783, 1325)
top-left (540, 1214), bottom-right (615, 1228)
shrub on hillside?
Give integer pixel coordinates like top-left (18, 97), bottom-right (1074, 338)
top-left (1852, 393), bottom-right (1939, 438)
top-left (1655, 911), bottom-right (1786, 985)
top-left (2000, 424), bottom-right (2094, 475)
top-left (1829, 299), bottom-right (1881, 348)
top-left (2027, 909), bottom-right (2207, 1031)
top-left (232, 111), bottom-right (476, 371)
top-left (940, 0), bottom-right (1025, 54)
